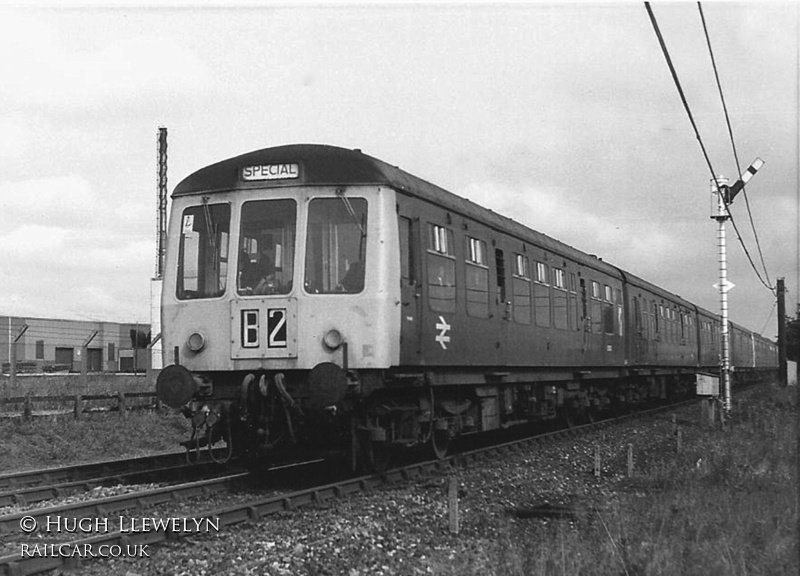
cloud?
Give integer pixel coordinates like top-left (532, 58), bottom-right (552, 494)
top-left (0, 224), bottom-right (70, 257)
top-left (0, 175), bottom-right (96, 227)
top-left (0, 114), bottom-right (41, 162)
top-left (0, 13), bottom-right (210, 112)
top-left (0, 171), bottom-right (153, 321)
top-left (460, 180), bottom-right (676, 268)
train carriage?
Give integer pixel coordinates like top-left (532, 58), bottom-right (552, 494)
top-left (156, 144), bottom-right (777, 468)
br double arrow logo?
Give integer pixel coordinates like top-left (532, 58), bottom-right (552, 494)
top-left (435, 316), bottom-right (451, 350)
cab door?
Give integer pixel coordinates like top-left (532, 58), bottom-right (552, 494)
top-left (398, 214), bottom-right (422, 364)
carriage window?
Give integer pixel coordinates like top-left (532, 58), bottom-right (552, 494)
top-left (305, 197), bottom-right (367, 294)
top-left (238, 199), bottom-right (296, 295)
top-left (467, 237), bottom-right (486, 265)
top-left (177, 202), bottom-right (230, 300)
top-left (534, 261), bottom-right (550, 327)
top-left (427, 224), bottom-right (456, 313)
top-left (513, 253), bottom-right (531, 324)
top-left (553, 268), bottom-right (568, 330)
top-left (430, 224), bottom-right (454, 256)
top-left (514, 254), bottom-right (529, 279)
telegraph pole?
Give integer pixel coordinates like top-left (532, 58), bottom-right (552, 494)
top-left (710, 158), bottom-right (764, 412)
top-left (777, 277), bottom-right (787, 385)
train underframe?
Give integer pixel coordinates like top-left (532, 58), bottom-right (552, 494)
top-left (164, 364), bottom-right (741, 471)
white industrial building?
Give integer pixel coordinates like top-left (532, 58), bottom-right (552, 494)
top-left (1, 315), bottom-right (151, 373)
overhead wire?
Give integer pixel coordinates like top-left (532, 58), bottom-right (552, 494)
top-left (644, 2), bottom-right (720, 180)
top-left (759, 300), bottom-right (777, 335)
top-left (645, 2), bottom-right (775, 293)
top-left (697, 2), bottom-right (775, 293)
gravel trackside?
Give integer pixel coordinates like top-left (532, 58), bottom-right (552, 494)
top-left (70, 403), bottom-right (716, 576)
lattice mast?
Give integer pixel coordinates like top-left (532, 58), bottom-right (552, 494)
top-left (156, 127), bottom-right (168, 279)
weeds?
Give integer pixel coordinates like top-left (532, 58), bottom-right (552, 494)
top-left (0, 410), bottom-right (191, 471)
top-left (488, 384), bottom-right (798, 575)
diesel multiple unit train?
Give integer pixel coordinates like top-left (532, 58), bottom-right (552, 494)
top-left (156, 144), bottom-right (778, 468)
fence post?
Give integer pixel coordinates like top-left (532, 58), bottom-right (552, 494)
top-left (73, 394), bottom-right (82, 420)
top-left (627, 444), bottom-right (634, 477)
top-left (23, 394), bottom-right (32, 420)
top-left (594, 446), bottom-right (601, 478)
top-left (118, 391), bottom-right (127, 419)
top-left (448, 475), bottom-right (459, 534)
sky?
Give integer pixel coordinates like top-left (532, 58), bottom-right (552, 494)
top-left (0, 2), bottom-right (797, 341)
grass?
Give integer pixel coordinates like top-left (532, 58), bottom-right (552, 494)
top-left (488, 383), bottom-right (798, 576)
top-left (0, 409), bottom-right (192, 472)
top-left (1, 373), bottom-right (192, 472)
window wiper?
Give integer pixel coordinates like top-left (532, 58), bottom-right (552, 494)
top-left (337, 188), bottom-right (366, 237)
top-left (201, 196), bottom-right (220, 288)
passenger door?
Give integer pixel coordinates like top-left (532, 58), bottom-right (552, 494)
top-left (398, 214), bottom-right (422, 364)
top-left (492, 247), bottom-right (511, 365)
top-left (632, 295), bottom-right (648, 364)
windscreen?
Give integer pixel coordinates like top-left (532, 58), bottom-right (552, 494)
top-left (176, 203), bottom-right (230, 299)
top-left (304, 197), bottom-right (367, 294)
top-left (237, 199), bottom-right (297, 295)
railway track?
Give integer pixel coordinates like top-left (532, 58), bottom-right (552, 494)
top-left (0, 459), bottom-right (243, 509)
top-left (0, 394), bottom-right (703, 576)
top-left (0, 472), bottom-right (252, 538)
top-left (0, 449), bottom-right (230, 493)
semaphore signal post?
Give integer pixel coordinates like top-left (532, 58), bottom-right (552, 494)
top-left (710, 157), bottom-right (764, 412)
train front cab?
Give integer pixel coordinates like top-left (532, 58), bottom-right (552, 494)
top-left (156, 182), bottom-right (402, 461)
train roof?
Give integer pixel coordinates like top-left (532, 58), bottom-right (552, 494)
top-left (174, 144), bottom-right (622, 278)
top-left (172, 144), bottom-right (773, 339)
top-left (172, 144), bottom-right (780, 340)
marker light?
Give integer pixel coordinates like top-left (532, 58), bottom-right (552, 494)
top-left (188, 331), bottom-right (206, 352)
top-left (323, 329), bottom-right (344, 350)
